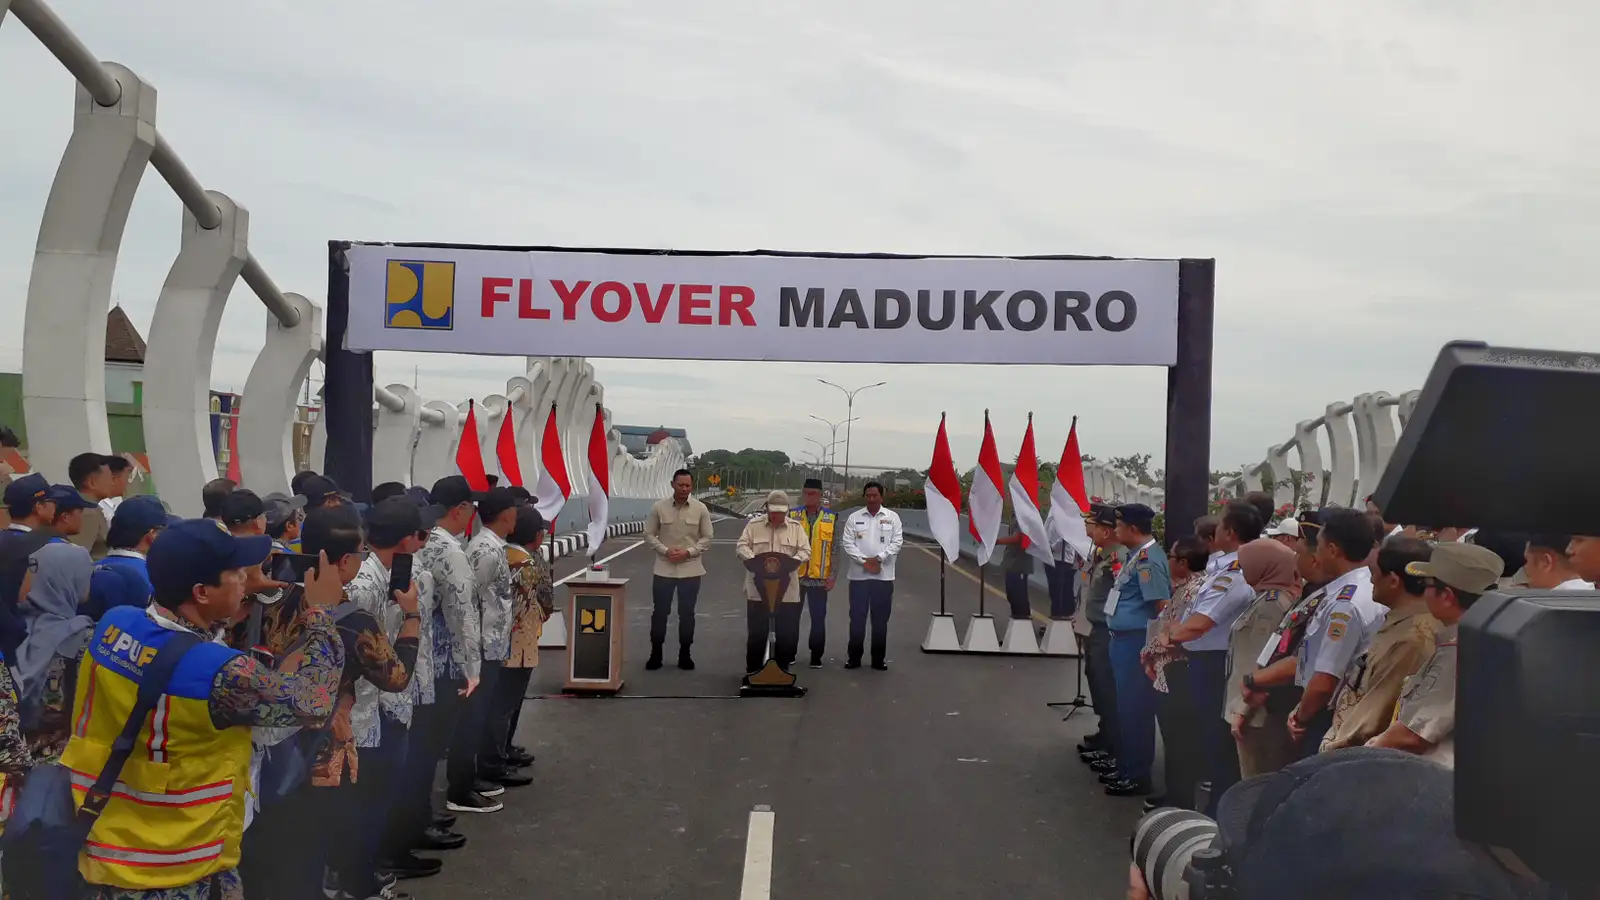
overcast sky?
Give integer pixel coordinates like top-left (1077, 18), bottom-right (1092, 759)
top-left (2, 1), bottom-right (1596, 476)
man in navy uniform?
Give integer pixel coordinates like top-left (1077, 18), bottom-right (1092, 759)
top-left (1101, 503), bottom-right (1169, 797)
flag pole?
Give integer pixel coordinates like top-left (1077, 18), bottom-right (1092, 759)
top-left (978, 562), bottom-right (986, 618)
top-left (939, 554), bottom-right (946, 616)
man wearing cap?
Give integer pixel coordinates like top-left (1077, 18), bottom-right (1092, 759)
top-left (840, 482), bottom-right (904, 671)
top-left (84, 496), bottom-right (179, 620)
top-left (263, 492), bottom-right (307, 578)
top-left (788, 477), bottom-right (839, 668)
top-left (64, 452), bottom-right (118, 559)
top-left (1077, 504), bottom-right (1126, 767)
top-left (1286, 509), bottom-right (1386, 755)
top-left (465, 488), bottom-right (532, 792)
top-left (644, 469), bottom-right (715, 671)
top-left (221, 489), bottom-right (269, 536)
top-left (1265, 517), bottom-right (1299, 548)
top-left (1366, 541), bottom-right (1504, 768)
top-left (736, 490), bottom-right (812, 674)
top-left (296, 473), bottom-right (350, 512)
top-left (1101, 502), bottom-right (1168, 796)
top-left (61, 518), bottom-right (346, 900)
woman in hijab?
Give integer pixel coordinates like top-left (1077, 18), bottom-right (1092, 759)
top-left (1226, 537), bottom-right (1302, 778)
top-left (14, 539), bottom-right (94, 763)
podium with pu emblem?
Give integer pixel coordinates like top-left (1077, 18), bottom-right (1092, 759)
top-left (563, 577), bottom-right (628, 694)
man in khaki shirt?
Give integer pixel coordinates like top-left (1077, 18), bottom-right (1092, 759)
top-left (64, 452), bottom-right (120, 560)
top-left (643, 469), bottom-right (714, 671)
top-left (1367, 541), bottom-right (1503, 767)
top-left (1322, 536), bottom-right (1439, 751)
top-left (735, 491), bottom-right (811, 673)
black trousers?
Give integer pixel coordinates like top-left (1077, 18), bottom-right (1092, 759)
top-left (388, 690), bottom-right (455, 853)
top-left (1046, 561), bottom-right (1077, 619)
top-left (1085, 624), bottom-right (1119, 754)
top-left (447, 660), bottom-right (501, 798)
top-left (650, 575), bottom-right (702, 651)
top-left (800, 585), bottom-right (829, 658)
top-left (846, 579), bottom-right (894, 666)
top-left (484, 665), bottom-right (534, 769)
top-left (242, 781), bottom-right (318, 900)
top-left (345, 724), bottom-right (408, 894)
top-left (747, 599), bottom-right (803, 672)
top-left (1005, 571), bottom-right (1033, 619)
top-left (1187, 649), bottom-right (1242, 814)
top-left (1156, 659), bottom-right (1201, 810)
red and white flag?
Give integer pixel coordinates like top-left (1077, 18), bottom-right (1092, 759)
top-left (923, 413), bottom-right (963, 563)
top-left (533, 404), bottom-right (571, 523)
top-left (495, 406), bottom-right (524, 487)
top-left (1008, 413), bottom-right (1054, 567)
top-left (456, 400), bottom-right (491, 492)
top-left (967, 410), bottom-right (1005, 566)
top-left (583, 404), bottom-right (610, 554)
top-left (1047, 416), bottom-right (1093, 563)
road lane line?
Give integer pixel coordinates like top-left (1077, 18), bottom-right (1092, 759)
top-left (554, 540), bottom-right (645, 586)
top-left (911, 543), bottom-right (1052, 624)
top-left (740, 806), bottom-right (776, 900)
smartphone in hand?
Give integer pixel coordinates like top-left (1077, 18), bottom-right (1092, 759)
top-left (389, 553), bottom-right (414, 595)
top-left (282, 553), bottom-right (319, 583)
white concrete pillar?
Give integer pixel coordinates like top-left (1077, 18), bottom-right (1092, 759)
top-left (477, 394), bottom-right (508, 484)
top-left (1352, 393), bottom-right (1381, 500)
top-left (1240, 467), bottom-right (1262, 495)
top-left (1397, 390), bottom-right (1422, 427)
top-left (239, 293), bottom-right (321, 496)
top-left (141, 190), bottom-right (246, 516)
top-left (1368, 393), bottom-right (1399, 482)
top-left (1323, 402), bottom-right (1357, 508)
top-left (412, 401), bottom-right (459, 492)
top-left (503, 375), bottom-right (536, 486)
top-left (21, 63), bottom-right (156, 480)
top-left (1292, 420), bottom-right (1325, 508)
top-left (373, 384), bottom-right (421, 487)
top-left (308, 408), bottom-right (327, 475)
top-left (1265, 441), bottom-right (1294, 510)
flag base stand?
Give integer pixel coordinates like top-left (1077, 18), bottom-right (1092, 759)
top-left (538, 610), bottom-right (568, 649)
top-left (920, 614), bottom-right (962, 653)
top-left (1000, 618), bottom-right (1042, 654)
top-left (1040, 619), bottom-right (1081, 657)
top-left (961, 615), bottom-right (1001, 653)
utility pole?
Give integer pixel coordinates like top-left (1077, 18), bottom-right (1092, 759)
top-left (808, 415), bottom-right (856, 493)
top-left (819, 380), bottom-right (885, 493)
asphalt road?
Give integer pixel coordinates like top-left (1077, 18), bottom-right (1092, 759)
top-left (414, 515), bottom-right (1138, 899)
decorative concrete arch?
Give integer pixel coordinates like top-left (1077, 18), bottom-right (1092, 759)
top-left (373, 384), bottom-right (422, 487)
top-left (239, 293), bottom-right (321, 496)
top-left (503, 375), bottom-right (537, 484)
top-left (412, 401), bottom-right (460, 491)
top-left (21, 63), bottom-right (156, 480)
top-left (1264, 441), bottom-right (1294, 510)
top-left (1292, 419), bottom-right (1325, 509)
top-left (142, 190), bottom-right (246, 516)
top-left (1323, 402), bottom-right (1357, 508)
top-left (1397, 390), bottom-right (1421, 426)
top-left (476, 394), bottom-right (509, 483)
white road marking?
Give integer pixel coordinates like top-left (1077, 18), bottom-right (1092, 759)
top-left (554, 540), bottom-right (645, 586)
top-left (740, 806), bottom-right (776, 900)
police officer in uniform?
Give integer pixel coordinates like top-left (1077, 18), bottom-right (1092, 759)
top-left (1077, 505), bottom-right (1126, 768)
top-left (788, 478), bottom-right (838, 668)
top-left (1101, 503), bottom-right (1169, 797)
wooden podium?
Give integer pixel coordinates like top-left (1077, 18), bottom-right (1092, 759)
top-left (741, 552), bottom-right (807, 698)
top-left (564, 577), bottom-right (628, 695)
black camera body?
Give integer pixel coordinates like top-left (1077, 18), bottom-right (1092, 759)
top-left (1374, 340), bottom-right (1600, 888)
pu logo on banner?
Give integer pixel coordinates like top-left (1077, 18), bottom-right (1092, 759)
top-left (385, 260), bottom-right (456, 331)
top-left (580, 608), bottom-right (608, 634)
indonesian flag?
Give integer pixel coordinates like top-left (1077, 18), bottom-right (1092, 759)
top-left (495, 406), bottom-right (523, 487)
top-left (967, 410), bottom-right (1004, 566)
top-left (1008, 413), bottom-right (1054, 566)
top-left (456, 400), bottom-right (491, 492)
top-left (1047, 416), bottom-right (1093, 563)
top-left (923, 413), bottom-right (963, 563)
top-left (533, 403), bottom-right (571, 523)
top-left (583, 404), bottom-right (610, 554)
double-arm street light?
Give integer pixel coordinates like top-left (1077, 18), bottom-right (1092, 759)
top-left (808, 414), bottom-right (856, 489)
top-left (818, 379), bottom-right (886, 489)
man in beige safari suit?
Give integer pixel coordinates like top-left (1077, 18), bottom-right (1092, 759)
top-left (736, 491), bottom-right (811, 673)
top-left (644, 468), bottom-right (715, 671)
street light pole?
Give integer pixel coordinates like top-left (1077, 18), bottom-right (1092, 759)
top-left (819, 380), bottom-right (886, 492)
top-left (808, 415), bottom-right (856, 491)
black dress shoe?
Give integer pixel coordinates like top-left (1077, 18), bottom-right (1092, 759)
top-left (1080, 749), bottom-right (1112, 765)
top-left (1089, 758), bottom-right (1120, 775)
top-left (1105, 778), bottom-right (1154, 797)
top-left (432, 812), bottom-right (457, 830)
top-left (1077, 736), bottom-right (1105, 754)
top-left (1099, 772), bottom-right (1125, 785)
top-left (645, 653), bottom-right (664, 671)
top-left (678, 653), bottom-right (696, 671)
top-left (381, 853), bottom-right (443, 880)
top-left (506, 748), bottom-right (535, 767)
top-left (481, 767), bottom-right (534, 788)
top-left (415, 826), bottom-right (467, 851)
top-left (870, 661), bottom-right (889, 671)
top-left (844, 660), bottom-right (861, 669)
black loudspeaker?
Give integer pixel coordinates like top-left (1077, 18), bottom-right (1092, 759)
top-left (1374, 341), bottom-right (1600, 890)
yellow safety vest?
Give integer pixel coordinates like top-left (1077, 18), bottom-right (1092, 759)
top-left (60, 606), bottom-right (252, 890)
top-left (788, 508), bottom-right (836, 580)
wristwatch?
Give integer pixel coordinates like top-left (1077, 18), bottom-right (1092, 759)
top-left (403, 612), bottom-right (422, 622)
top-left (1242, 673), bottom-right (1258, 692)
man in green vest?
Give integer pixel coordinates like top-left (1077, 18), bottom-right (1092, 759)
top-left (788, 478), bottom-right (838, 669)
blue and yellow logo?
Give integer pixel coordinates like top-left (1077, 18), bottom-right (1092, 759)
top-left (384, 260), bottom-right (455, 331)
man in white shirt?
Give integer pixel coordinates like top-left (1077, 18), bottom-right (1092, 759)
top-left (1523, 534), bottom-right (1593, 591)
top-left (840, 482), bottom-right (903, 671)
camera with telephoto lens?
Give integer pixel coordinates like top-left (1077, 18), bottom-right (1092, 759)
top-left (1127, 341), bottom-right (1600, 899)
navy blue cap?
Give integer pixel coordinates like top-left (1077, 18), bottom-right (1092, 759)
top-left (1116, 503), bottom-right (1156, 531)
top-left (3, 473), bottom-right (50, 510)
top-left (1084, 503), bottom-right (1117, 526)
top-left (110, 496), bottom-right (180, 536)
top-left (147, 518), bottom-right (273, 601)
top-left (47, 485), bottom-right (96, 512)
top-left (1217, 748), bottom-right (1537, 899)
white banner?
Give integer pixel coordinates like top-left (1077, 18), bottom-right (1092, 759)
top-left (344, 244), bottom-right (1181, 366)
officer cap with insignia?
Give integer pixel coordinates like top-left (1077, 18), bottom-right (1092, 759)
top-left (1405, 541), bottom-right (1504, 594)
top-left (1083, 503), bottom-right (1117, 527)
top-left (1116, 503), bottom-right (1157, 533)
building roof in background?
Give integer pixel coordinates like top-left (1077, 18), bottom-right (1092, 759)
top-left (615, 425), bottom-right (687, 438)
top-left (105, 306), bottom-right (147, 364)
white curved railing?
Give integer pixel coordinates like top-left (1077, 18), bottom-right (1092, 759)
top-left (1214, 389), bottom-right (1422, 511)
top-left (7, 0), bottom-right (677, 512)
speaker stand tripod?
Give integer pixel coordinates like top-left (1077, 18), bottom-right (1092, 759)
top-left (1046, 634), bottom-right (1092, 722)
